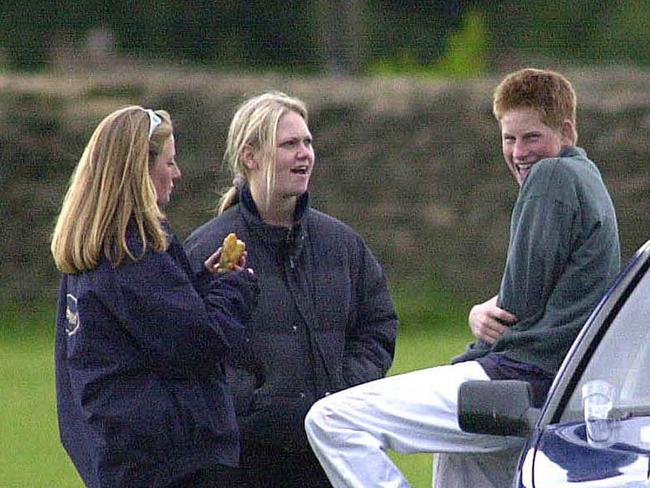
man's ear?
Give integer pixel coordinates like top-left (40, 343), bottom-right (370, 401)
top-left (241, 146), bottom-right (258, 170)
top-left (561, 119), bottom-right (578, 145)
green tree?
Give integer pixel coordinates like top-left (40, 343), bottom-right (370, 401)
top-left (434, 9), bottom-right (488, 77)
top-left (602, 1), bottom-right (650, 66)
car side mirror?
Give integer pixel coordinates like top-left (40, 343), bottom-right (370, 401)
top-left (458, 380), bottom-right (541, 437)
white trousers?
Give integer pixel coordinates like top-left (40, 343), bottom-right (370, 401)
top-left (304, 361), bottom-right (524, 488)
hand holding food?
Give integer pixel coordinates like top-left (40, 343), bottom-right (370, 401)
top-left (217, 233), bottom-right (246, 273)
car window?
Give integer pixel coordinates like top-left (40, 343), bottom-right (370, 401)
top-left (560, 267), bottom-right (650, 425)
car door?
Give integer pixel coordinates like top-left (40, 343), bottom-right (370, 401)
top-left (528, 245), bottom-right (650, 487)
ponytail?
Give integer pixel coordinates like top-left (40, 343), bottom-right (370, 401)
top-left (217, 173), bottom-right (247, 214)
top-left (218, 186), bottom-right (239, 214)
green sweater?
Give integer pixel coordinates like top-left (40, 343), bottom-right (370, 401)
top-left (454, 146), bottom-right (620, 374)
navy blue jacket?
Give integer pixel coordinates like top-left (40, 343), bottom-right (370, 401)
top-left (184, 187), bottom-right (398, 452)
top-left (55, 223), bottom-right (258, 487)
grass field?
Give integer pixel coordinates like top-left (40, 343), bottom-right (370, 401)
top-left (0, 284), bottom-right (473, 487)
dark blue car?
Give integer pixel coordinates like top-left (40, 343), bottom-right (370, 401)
top-left (459, 239), bottom-right (650, 487)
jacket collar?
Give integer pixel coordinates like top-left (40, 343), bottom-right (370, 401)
top-left (240, 183), bottom-right (309, 224)
top-left (559, 145), bottom-right (585, 159)
top-left (239, 183), bottom-right (309, 250)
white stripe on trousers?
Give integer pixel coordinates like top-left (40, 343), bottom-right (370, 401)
top-left (305, 361), bottom-right (524, 488)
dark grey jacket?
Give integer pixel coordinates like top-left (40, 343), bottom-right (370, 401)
top-left (454, 146), bottom-right (620, 374)
top-left (184, 187), bottom-right (398, 451)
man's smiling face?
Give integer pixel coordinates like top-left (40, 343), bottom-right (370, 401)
top-left (500, 107), bottom-right (568, 187)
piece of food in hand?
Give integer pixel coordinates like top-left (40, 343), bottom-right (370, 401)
top-left (218, 233), bottom-right (246, 273)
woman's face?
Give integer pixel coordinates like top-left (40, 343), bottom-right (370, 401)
top-left (150, 135), bottom-right (181, 207)
top-left (248, 110), bottom-right (315, 202)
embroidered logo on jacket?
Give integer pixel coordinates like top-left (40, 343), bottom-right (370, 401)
top-left (65, 294), bottom-right (80, 336)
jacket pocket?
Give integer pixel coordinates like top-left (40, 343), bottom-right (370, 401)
top-left (226, 363), bottom-right (260, 415)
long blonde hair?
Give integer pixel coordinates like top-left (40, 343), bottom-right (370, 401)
top-left (51, 106), bottom-right (173, 273)
top-left (218, 91), bottom-right (308, 214)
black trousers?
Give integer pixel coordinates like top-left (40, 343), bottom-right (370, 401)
top-left (209, 442), bottom-right (332, 487)
top-left (167, 463), bottom-right (229, 488)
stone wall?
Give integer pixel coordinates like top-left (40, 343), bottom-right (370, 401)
top-left (3, 67), bottom-right (650, 306)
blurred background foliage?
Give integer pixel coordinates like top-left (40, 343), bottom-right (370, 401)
top-left (1, 0), bottom-right (649, 75)
top-left (2, 0), bottom-right (650, 309)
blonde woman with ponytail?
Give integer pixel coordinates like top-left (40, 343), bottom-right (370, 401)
top-left (51, 106), bottom-right (258, 488)
top-left (184, 92), bottom-right (398, 487)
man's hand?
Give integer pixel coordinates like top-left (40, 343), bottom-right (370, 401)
top-left (468, 295), bottom-right (517, 344)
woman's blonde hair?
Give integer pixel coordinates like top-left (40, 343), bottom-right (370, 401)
top-left (218, 91), bottom-right (308, 214)
top-left (51, 105), bottom-right (173, 274)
